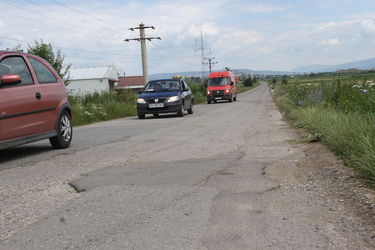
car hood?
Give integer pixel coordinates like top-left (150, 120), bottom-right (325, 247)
top-left (139, 91), bottom-right (180, 98)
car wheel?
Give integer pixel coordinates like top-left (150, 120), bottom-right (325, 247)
top-left (153, 114), bottom-right (159, 117)
top-left (188, 102), bottom-right (194, 114)
top-left (234, 95), bottom-right (237, 101)
top-left (207, 100), bottom-right (211, 104)
top-left (177, 104), bottom-right (184, 117)
top-left (49, 110), bottom-right (72, 149)
top-left (138, 114), bottom-right (145, 119)
top-left (229, 95), bottom-right (233, 102)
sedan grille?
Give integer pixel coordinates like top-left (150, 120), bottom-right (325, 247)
top-left (147, 98), bottom-right (166, 103)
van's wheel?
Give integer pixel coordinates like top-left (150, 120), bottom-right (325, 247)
top-left (188, 101), bottom-right (194, 114)
top-left (207, 100), bottom-right (211, 104)
top-left (49, 110), bottom-right (72, 149)
top-left (177, 104), bottom-right (184, 117)
top-left (229, 95), bottom-right (233, 102)
top-left (138, 114), bottom-right (145, 119)
top-left (233, 95), bottom-right (237, 101)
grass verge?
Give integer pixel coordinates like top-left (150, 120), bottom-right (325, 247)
top-left (272, 79), bottom-right (375, 186)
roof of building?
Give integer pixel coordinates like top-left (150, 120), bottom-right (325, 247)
top-left (118, 76), bottom-right (145, 88)
top-left (69, 66), bottom-right (118, 81)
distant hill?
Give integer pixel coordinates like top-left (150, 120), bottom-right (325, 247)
top-left (149, 69), bottom-right (294, 79)
top-left (294, 58), bottom-right (375, 73)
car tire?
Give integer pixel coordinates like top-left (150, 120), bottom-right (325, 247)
top-left (177, 104), bottom-right (184, 117)
top-left (188, 102), bottom-right (194, 114)
top-left (229, 95), bottom-right (233, 102)
top-left (153, 114), bottom-right (159, 117)
top-left (49, 110), bottom-right (72, 149)
top-left (234, 95), bottom-right (237, 101)
top-left (207, 100), bottom-right (211, 104)
top-left (138, 114), bottom-right (145, 119)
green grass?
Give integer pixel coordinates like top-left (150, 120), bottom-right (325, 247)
top-left (273, 74), bottom-right (375, 186)
top-left (68, 90), bottom-right (137, 126)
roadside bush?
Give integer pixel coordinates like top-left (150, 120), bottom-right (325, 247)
top-left (189, 82), bottom-right (207, 104)
top-left (243, 77), bottom-right (253, 87)
top-left (69, 90), bottom-right (137, 126)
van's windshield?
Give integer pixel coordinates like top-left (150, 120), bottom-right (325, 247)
top-left (208, 77), bottom-right (230, 86)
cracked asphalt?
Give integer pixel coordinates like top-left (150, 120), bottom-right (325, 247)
top-left (1, 82), bottom-right (374, 249)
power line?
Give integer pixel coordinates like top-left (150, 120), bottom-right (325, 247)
top-left (0, 35), bottom-right (133, 55)
top-left (48, 0), bottom-right (119, 27)
top-left (23, 0), bottom-right (116, 35)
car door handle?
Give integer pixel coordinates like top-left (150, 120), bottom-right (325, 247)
top-left (35, 92), bottom-right (41, 100)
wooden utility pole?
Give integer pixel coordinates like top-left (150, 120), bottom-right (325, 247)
top-left (125, 23), bottom-right (161, 85)
top-left (204, 56), bottom-right (218, 73)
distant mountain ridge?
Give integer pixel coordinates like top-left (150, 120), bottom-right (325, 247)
top-left (149, 69), bottom-right (294, 79)
top-left (148, 57), bottom-right (375, 79)
top-left (294, 57), bottom-right (375, 73)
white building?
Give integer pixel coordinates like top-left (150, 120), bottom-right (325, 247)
top-left (67, 66), bottom-right (119, 94)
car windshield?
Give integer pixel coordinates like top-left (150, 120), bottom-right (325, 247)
top-left (208, 77), bottom-right (230, 86)
top-left (144, 80), bottom-right (181, 92)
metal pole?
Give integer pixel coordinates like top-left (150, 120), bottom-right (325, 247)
top-left (139, 23), bottom-right (149, 85)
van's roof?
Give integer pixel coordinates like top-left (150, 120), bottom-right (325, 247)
top-left (209, 71), bottom-right (232, 78)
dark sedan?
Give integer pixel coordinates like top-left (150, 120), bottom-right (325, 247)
top-left (136, 78), bottom-right (194, 119)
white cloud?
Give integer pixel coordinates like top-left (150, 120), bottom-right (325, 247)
top-left (320, 38), bottom-right (341, 46)
top-left (239, 3), bottom-right (291, 13)
top-left (360, 18), bottom-right (375, 34)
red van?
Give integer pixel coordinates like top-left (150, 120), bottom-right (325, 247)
top-left (206, 71), bottom-right (237, 104)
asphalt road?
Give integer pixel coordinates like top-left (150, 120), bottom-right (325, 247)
top-left (0, 82), bottom-right (373, 249)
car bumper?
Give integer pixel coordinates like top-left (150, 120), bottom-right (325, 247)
top-left (137, 103), bottom-right (180, 115)
top-left (207, 94), bottom-right (232, 101)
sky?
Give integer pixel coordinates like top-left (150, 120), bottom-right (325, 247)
top-left (1, 0), bottom-right (375, 75)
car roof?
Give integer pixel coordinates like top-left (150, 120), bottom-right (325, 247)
top-left (0, 50), bottom-right (42, 58)
top-left (149, 79), bottom-right (181, 82)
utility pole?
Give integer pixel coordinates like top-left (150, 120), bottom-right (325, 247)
top-left (125, 23), bottom-right (161, 85)
top-left (195, 32), bottom-right (209, 79)
top-left (204, 56), bottom-right (218, 73)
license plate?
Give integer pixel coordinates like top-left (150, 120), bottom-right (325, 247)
top-left (215, 97), bottom-right (222, 100)
top-left (149, 103), bottom-right (164, 108)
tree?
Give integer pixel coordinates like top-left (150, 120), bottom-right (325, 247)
top-left (281, 75), bottom-right (288, 85)
top-left (243, 77), bottom-right (253, 87)
top-left (27, 40), bottom-right (71, 85)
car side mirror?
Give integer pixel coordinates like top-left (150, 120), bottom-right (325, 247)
top-left (0, 74), bottom-right (22, 87)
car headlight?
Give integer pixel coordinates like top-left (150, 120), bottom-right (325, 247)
top-left (207, 90), bottom-right (211, 95)
top-left (167, 96), bottom-right (180, 102)
top-left (225, 88), bottom-right (230, 93)
top-left (137, 98), bottom-right (146, 104)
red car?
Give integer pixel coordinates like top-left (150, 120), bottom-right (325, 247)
top-left (0, 51), bottom-right (72, 149)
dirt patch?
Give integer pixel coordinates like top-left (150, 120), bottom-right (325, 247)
top-left (269, 138), bottom-right (375, 248)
